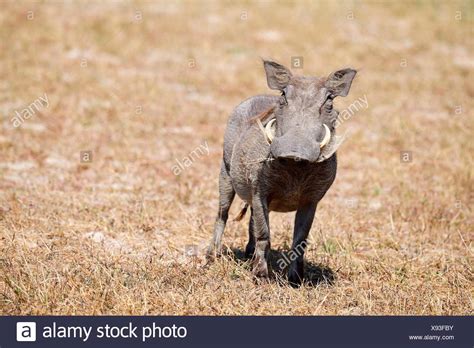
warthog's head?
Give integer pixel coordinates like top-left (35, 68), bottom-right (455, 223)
top-left (263, 60), bottom-right (356, 163)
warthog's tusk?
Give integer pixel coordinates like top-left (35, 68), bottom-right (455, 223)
top-left (260, 119), bottom-right (330, 147)
top-left (320, 124), bottom-right (331, 148)
top-left (264, 118), bottom-right (276, 143)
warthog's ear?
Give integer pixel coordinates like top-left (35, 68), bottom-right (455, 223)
top-left (263, 60), bottom-right (292, 91)
top-left (325, 68), bottom-right (357, 97)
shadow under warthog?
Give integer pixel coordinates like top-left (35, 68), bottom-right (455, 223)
top-left (230, 247), bottom-right (335, 287)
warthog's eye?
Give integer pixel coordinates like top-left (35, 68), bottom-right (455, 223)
top-left (279, 90), bottom-right (287, 106)
top-left (322, 96), bottom-right (333, 113)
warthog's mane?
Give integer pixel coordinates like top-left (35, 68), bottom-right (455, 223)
top-left (248, 106), bottom-right (275, 124)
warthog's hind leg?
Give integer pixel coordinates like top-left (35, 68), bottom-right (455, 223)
top-left (207, 162), bottom-right (235, 259)
top-left (244, 207), bottom-right (255, 259)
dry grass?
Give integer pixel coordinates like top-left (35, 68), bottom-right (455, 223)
top-left (0, 1), bottom-right (473, 315)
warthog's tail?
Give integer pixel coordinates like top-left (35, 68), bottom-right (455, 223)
top-left (234, 203), bottom-right (249, 221)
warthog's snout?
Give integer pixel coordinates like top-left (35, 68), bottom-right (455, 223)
top-left (271, 136), bottom-right (320, 162)
top-left (270, 124), bottom-right (332, 162)
top-left (277, 154), bottom-right (311, 162)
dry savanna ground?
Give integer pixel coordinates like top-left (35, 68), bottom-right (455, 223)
top-left (0, 1), bottom-right (473, 315)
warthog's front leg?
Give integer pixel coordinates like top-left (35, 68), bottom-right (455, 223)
top-left (288, 203), bottom-right (317, 287)
top-left (251, 192), bottom-right (270, 278)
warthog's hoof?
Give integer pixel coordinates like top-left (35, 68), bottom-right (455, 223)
top-left (287, 261), bottom-right (304, 287)
top-left (206, 245), bottom-right (222, 261)
top-left (244, 243), bottom-right (255, 259)
top-left (287, 273), bottom-right (304, 288)
top-left (252, 260), bottom-right (269, 278)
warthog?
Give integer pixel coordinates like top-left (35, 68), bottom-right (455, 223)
top-left (208, 59), bottom-right (357, 286)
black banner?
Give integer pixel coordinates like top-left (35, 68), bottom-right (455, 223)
top-left (1, 316), bottom-right (472, 347)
